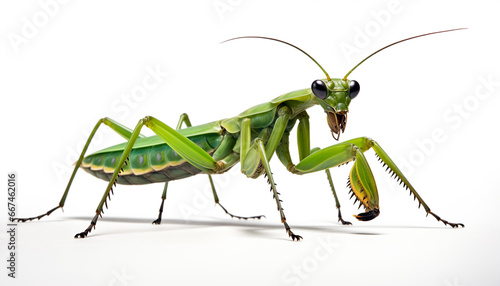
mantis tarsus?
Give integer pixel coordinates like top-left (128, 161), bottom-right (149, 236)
top-left (13, 29), bottom-right (466, 241)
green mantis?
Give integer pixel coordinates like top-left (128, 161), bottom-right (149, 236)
top-left (13, 29), bottom-right (465, 241)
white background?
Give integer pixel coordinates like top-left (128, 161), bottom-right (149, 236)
top-left (1, 1), bottom-right (499, 285)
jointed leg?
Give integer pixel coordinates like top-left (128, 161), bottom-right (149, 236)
top-left (277, 112), bottom-right (354, 226)
top-left (256, 139), bottom-right (302, 240)
top-left (325, 169), bottom-right (351, 225)
top-left (290, 136), bottom-right (463, 228)
top-left (278, 110), bottom-right (463, 228)
top-left (367, 139), bottom-right (464, 228)
top-left (240, 107), bottom-right (301, 240)
top-left (12, 117), bottom-right (144, 223)
top-left (75, 116), bottom-right (223, 238)
top-left (207, 175), bottom-right (265, 220)
top-left (292, 143), bottom-right (380, 222)
top-left (151, 113), bottom-right (191, 225)
top-left (277, 112), bottom-right (354, 225)
top-left (75, 119), bottom-right (148, 238)
top-left (152, 182), bottom-right (168, 225)
top-left (172, 113), bottom-right (264, 221)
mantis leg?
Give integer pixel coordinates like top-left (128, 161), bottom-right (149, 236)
top-left (240, 106), bottom-right (301, 240)
top-left (152, 182), bottom-right (168, 225)
top-left (12, 117), bottom-right (145, 223)
top-left (299, 112), bottom-right (352, 225)
top-left (350, 137), bottom-right (464, 228)
top-left (151, 113), bottom-right (190, 225)
top-left (293, 143), bottom-right (378, 222)
top-left (151, 113), bottom-right (263, 224)
top-left (178, 113), bottom-right (264, 220)
top-left (207, 175), bottom-right (265, 220)
top-left (283, 135), bottom-right (463, 228)
top-left (257, 139), bottom-right (302, 240)
top-left (75, 116), bottom-right (225, 238)
top-left (325, 169), bottom-right (352, 225)
top-left (276, 130), bottom-right (351, 225)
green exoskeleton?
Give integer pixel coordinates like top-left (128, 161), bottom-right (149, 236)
top-left (13, 29), bottom-right (465, 240)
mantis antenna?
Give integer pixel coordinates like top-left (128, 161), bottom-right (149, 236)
top-left (222, 29), bottom-right (466, 82)
top-left (222, 36), bottom-right (331, 81)
top-left (343, 28), bottom-right (468, 81)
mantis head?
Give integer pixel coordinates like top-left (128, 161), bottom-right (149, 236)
top-left (311, 78), bottom-right (359, 140)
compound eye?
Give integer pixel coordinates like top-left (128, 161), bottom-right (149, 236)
top-left (349, 80), bottom-right (360, 99)
top-left (311, 80), bottom-right (328, 100)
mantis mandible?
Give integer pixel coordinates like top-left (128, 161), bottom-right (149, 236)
top-left (13, 29), bottom-right (466, 240)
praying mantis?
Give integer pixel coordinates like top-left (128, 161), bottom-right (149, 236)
top-left (13, 29), bottom-right (465, 240)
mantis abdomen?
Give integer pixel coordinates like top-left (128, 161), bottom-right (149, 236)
top-left (81, 132), bottom-right (228, 185)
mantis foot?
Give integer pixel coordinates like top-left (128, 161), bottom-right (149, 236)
top-left (337, 209), bottom-right (352, 225)
top-left (284, 222), bottom-right (303, 241)
top-left (218, 203), bottom-right (265, 220)
top-left (11, 206), bottom-right (61, 223)
top-left (74, 229), bottom-right (91, 239)
top-left (74, 213), bottom-right (99, 238)
top-left (152, 196), bottom-right (166, 225)
top-left (339, 217), bottom-right (352, 225)
top-left (427, 211), bottom-right (464, 228)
